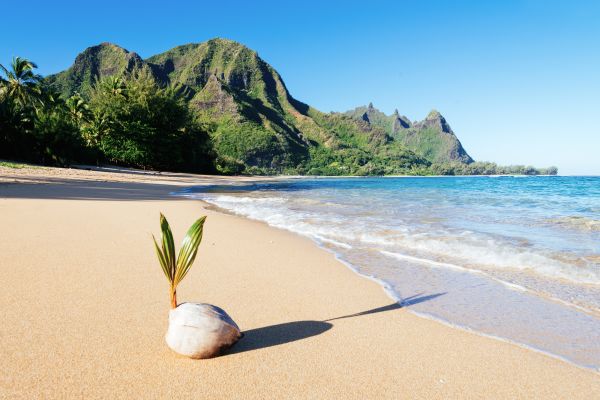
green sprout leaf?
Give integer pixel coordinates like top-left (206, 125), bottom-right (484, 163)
top-left (174, 216), bottom-right (206, 286)
top-left (153, 213), bottom-right (207, 308)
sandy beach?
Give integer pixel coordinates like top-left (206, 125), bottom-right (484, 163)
top-left (1, 166), bottom-right (599, 399)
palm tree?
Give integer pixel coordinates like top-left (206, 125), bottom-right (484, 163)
top-left (0, 57), bottom-right (43, 107)
top-left (81, 109), bottom-right (108, 147)
top-left (97, 76), bottom-right (127, 97)
top-left (0, 72), bottom-right (5, 96)
top-left (66, 93), bottom-right (91, 124)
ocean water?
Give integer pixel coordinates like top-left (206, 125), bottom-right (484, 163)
top-left (178, 176), bottom-right (600, 370)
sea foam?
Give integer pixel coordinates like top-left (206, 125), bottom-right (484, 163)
top-left (179, 176), bottom-right (600, 370)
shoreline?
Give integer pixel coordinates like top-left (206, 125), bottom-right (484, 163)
top-left (1, 165), bottom-right (599, 399)
top-left (318, 244), bottom-right (599, 374)
top-left (187, 190), bottom-right (600, 374)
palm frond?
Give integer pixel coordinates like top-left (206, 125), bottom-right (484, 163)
top-left (0, 63), bottom-right (9, 78)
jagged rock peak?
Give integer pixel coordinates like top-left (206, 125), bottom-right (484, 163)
top-left (45, 41), bottom-right (148, 98)
top-left (206, 37), bottom-right (249, 47)
top-left (203, 37), bottom-right (262, 60)
top-left (393, 114), bottom-right (411, 130)
top-left (417, 109), bottom-right (453, 134)
top-left (368, 102), bottom-right (374, 110)
top-left (81, 42), bottom-right (139, 59)
top-left (426, 109), bottom-right (443, 120)
top-left (98, 42), bottom-right (123, 48)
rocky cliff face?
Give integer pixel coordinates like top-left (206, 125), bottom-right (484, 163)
top-left (45, 38), bottom-right (473, 173)
top-left (413, 110), bottom-right (453, 133)
top-left (392, 109), bottom-right (412, 131)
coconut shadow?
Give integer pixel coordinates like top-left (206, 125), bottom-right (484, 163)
top-left (225, 293), bottom-right (445, 355)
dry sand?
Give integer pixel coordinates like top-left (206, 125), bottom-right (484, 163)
top-left (1, 166), bottom-right (599, 399)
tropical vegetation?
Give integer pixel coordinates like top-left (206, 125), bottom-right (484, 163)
top-left (0, 39), bottom-right (558, 175)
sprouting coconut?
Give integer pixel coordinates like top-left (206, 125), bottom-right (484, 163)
top-left (152, 213), bottom-right (241, 359)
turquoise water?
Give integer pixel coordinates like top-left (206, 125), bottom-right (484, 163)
top-left (181, 176), bottom-right (600, 370)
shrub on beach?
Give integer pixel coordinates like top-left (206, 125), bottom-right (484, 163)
top-left (87, 71), bottom-right (214, 171)
top-left (0, 58), bottom-right (215, 172)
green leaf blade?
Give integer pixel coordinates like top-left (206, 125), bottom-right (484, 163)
top-left (174, 216), bottom-right (206, 286)
top-left (159, 213), bottom-right (176, 280)
top-left (152, 234), bottom-right (171, 282)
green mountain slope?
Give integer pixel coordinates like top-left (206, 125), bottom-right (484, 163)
top-left (45, 43), bottom-right (151, 98)
top-left (147, 39), bottom-right (312, 172)
top-left (345, 104), bottom-right (473, 164)
top-left (44, 38), bottom-right (472, 174)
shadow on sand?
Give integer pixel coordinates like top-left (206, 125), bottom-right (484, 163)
top-left (227, 292), bottom-right (445, 355)
top-left (0, 179), bottom-right (177, 201)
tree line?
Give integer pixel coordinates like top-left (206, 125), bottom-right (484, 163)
top-left (429, 161), bottom-right (558, 176)
top-left (0, 57), bottom-right (557, 176)
top-left (0, 57), bottom-right (214, 172)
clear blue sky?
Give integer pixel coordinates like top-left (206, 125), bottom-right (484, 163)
top-left (2, 0), bottom-right (599, 174)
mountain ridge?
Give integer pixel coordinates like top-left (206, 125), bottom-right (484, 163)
top-left (344, 104), bottom-right (473, 164)
top-left (45, 38), bottom-right (474, 174)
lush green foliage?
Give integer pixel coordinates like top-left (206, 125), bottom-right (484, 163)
top-left (0, 94), bottom-right (33, 161)
top-left (152, 213), bottom-right (207, 308)
top-left (210, 119), bottom-right (281, 174)
top-left (1, 58), bottom-right (214, 171)
top-left (345, 106), bottom-right (474, 164)
top-left (0, 57), bottom-right (43, 107)
top-left (428, 161), bottom-right (558, 176)
top-left (33, 89), bottom-right (88, 165)
top-left (297, 114), bottom-right (431, 176)
top-left (0, 57), bottom-right (87, 165)
top-left (86, 71), bottom-right (212, 170)
top-left (1, 44), bottom-right (558, 176)
top-left (45, 43), bottom-right (149, 98)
